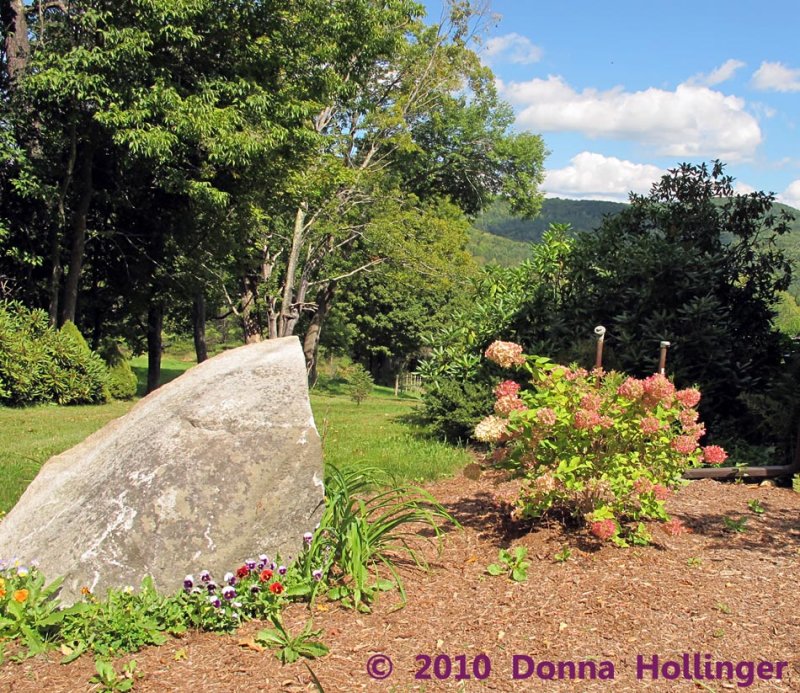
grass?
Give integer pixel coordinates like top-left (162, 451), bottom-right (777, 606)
top-left (0, 358), bottom-right (471, 514)
top-left (315, 391), bottom-right (471, 484)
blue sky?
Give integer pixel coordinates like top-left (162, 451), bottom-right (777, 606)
top-left (424, 1), bottom-right (800, 206)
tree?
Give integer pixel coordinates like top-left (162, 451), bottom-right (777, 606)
top-left (557, 161), bottom-right (793, 429)
top-left (225, 0), bottom-right (547, 371)
top-left (320, 198), bottom-right (478, 383)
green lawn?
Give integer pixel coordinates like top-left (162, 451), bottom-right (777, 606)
top-left (0, 362), bottom-right (471, 513)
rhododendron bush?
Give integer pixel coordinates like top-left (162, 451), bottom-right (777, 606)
top-left (477, 341), bottom-right (727, 546)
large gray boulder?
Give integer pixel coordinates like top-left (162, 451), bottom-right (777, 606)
top-left (0, 336), bottom-right (324, 604)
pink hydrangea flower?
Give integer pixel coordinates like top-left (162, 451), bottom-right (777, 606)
top-left (671, 435), bottom-right (697, 455)
top-left (685, 422), bottom-right (706, 441)
top-left (564, 367), bottom-right (589, 382)
top-left (485, 341), bottom-right (526, 368)
top-left (494, 395), bottom-right (527, 415)
top-left (536, 407), bottom-right (557, 427)
top-left (579, 393), bottom-right (603, 411)
top-left (679, 408), bottom-right (699, 428)
top-left (617, 377), bottom-right (644, 400)
top-left (675, 388), bottom-right (701, 409)
top-left (590, 519), bottom-right (617, 541)
top-left (662, 518), bottom-right (690, 536)
top-left (494, 380), bottom-right (521, 398)
top-left (702, 445), bottom-right (728, 465)
top-left (642, 373), bottom-right (676, 409)
top-left (639, 416), bottom-right (662, 435)
top-left (574, 409), bottom-right (601, 430)
top-left (652, 484), bottom-right (670, 501)
top-left (633, 477), bottom-right (652, 494)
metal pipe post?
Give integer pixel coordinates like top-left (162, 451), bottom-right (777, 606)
top-left (658, 341), bottom-right (671, 375)
top-left (594, 325), bottom-right (606, 370)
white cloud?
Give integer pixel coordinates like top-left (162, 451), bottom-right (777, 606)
top-left (778, 180), bottom-right (800, 208)
top-left (501, 76), bottom-right (762, 161)
top-left (544, 152), bottom-right (664, 202)
top-left (482, 33), bottom-right (542, 65)
top-left (734, 181), bottom-right (756, 195)
top-left (689, 59), bottom-right (746, 86)
top-left (751, 61), bottom-right (800, 92)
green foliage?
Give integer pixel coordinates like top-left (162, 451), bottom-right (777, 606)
top-left (486, 547), bottom-right (529, 582)
top-left (304, 466), bottom-right (456, 613)
top-left (100, 341), bottom-right (138, 400)
top-left (793, 474), bottom-right (800, 494)
top-left (0, 565), bottom-right (80, 658)
top-left (773, 291), bottom-right (800, 336)
top-left (89, 658), bottom-right (140, 693)
top-left (477, 345), bottom-right (719, 544)
top-left (419, 225), bottom-right (574, 441)
top-left (322, 199), bottom-right (479, 384)
top-left (722, 516), bottom-right (748, 533)
top-left (255, 615), bottom-right (329, 665)
top-left (467, 227), bottom-right (532, 267)
top-left (747, 499), bottom-right (765, 514)
top-left (60, 577), bottom-right (180, 658)
top-left (344, 363), bottom-right (374, 406)
top-left (556, 162), bottom-right (793, 435)
top-left (421, 377), bottom-right (494, 442)
top-left (0, 302), bottom-right (109, 406)
top-left (553, 546), bottom-right (572, 563)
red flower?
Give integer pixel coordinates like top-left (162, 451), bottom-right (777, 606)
top-left (236, 565), bottom-right (250, 579)
top-left (493, 380), bottom-right (521, 398)
top-left (662, 518), bottom-right (690, 536)
top-left (702, 445), bottom-right (728, 465)
top-left (269, 581), bottom-right (284, 595)
top-left (675, 388), bottom-right (701, 409)
top-left (589, 519), bottom-right (617, 541)
top-left (259, 569), bottom-right (273, 582)
top-left (652, 484), bottom-right (671, 501)
top-left (671, 435), bottom-right (697, 455)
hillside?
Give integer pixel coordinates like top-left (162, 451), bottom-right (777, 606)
top-left (469, 198), bottom-right (800, 273)
top-left (469, 197), bottom-right (625, 265)
top-left (475, 198), bottom-right (626, 243)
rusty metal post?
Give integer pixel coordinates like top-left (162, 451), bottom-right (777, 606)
top-left (594, 325), bottom-right (606, 370)
top-left (658, 341), bottom-right (671, 375)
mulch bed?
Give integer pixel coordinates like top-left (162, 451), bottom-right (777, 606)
top-left (1, 469), bottom-right (799, 692)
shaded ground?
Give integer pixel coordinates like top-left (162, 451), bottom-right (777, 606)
top-left (1, 472), bottom-right (799, 692)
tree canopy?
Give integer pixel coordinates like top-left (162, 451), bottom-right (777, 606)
top-left (0, 0), bottom-right (547, 389)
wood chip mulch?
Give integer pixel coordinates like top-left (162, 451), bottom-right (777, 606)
top-left (1, 469), bottom-right (799, 692)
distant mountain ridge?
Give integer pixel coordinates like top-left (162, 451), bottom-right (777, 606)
top-left (474, 198), bottom-right (627, 244)
top-left (468, 198), bottom-right (800, 272)
top-left (468, 197), bottom-right (626, 266)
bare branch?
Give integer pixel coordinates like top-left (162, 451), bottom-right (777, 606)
top-left (309, 258), bottom-right (385, 287)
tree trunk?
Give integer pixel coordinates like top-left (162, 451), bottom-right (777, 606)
top-left (47, 226), bottom-right (62, 326)
top-left (193, 290), bottom-right (208, 363)
top-left (303, 281), bottom-right (336, 385)
top-left (1, 0), bottom-right (29, 83)
top-left (60, 139), bottom-right (95, 326)
top-left (146, 302), bottom-right (163, 394)
top-left (240, 277), bottom-right (262, 343)
top-left (279, 203), bottom-right (307, 337)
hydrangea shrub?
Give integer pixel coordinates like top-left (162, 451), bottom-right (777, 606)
top-left (476, 341), bottom-right (727, 545)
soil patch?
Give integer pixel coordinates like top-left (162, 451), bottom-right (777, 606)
top-left (2, 471), bottom-right (799, 692)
